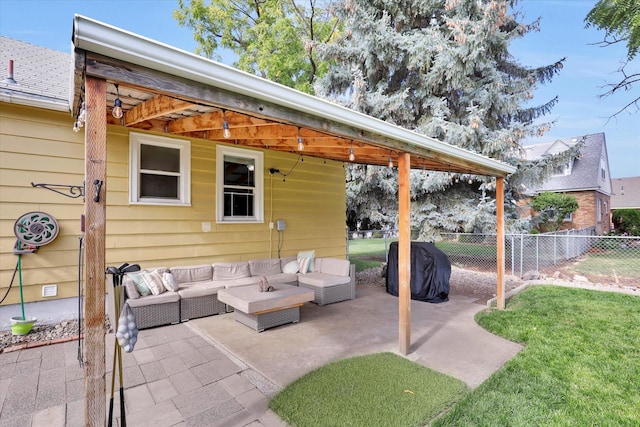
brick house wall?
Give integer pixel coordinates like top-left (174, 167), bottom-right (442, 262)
top-left (518, 190), bottom-right (611, 235)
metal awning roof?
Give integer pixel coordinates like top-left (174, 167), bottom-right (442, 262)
top-left (71, 15), bottom-right (515, 177)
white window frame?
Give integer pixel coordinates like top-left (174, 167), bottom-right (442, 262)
top-left (129, 132), bottom-right (191, 205)
top-left (600, 157), bottom-right (606, 180)
top-left (216, 145), bottom-right (264, 223)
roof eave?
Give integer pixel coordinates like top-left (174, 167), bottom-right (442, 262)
top-left (71, 15), bottom-right (515, 177)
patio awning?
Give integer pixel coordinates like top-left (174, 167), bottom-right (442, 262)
top-left (71, 15), bottom-right (515, 177)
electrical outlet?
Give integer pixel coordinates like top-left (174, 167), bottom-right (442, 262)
top-left (269, 222), bottom-right (274, 229)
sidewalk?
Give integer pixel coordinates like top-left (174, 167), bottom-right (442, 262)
top-left (0, 323), bottom-right (286, 427)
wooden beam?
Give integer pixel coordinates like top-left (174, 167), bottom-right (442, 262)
top-left (83, 77), bottom-right (107, 426)
top-left (496, 177), bottom-right (506, 310)
top-left (398, 152), bottom-right (411, 355)
top-left (124, 95), bottom-right (195, 126)
top-left (83, 52), bottom-right (509, 177)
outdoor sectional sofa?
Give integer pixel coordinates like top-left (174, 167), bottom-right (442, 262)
top-left (117, 256), bottom-right (356, 329)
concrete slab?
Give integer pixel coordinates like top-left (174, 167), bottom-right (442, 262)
top-left (191, 284), bottom-right (522, 389)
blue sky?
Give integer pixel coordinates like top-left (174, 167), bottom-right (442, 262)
top-left (1, 0), bottom-right (637, 178)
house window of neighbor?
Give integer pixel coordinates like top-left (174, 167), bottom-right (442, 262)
top-left (597, 198), bottom-right (602, 222)
top-left (216, 145), bottom-right (263, 223)
top-left (563, 212), bottom-right (573, 222)
top-left (600, 157), bottom-right (606, 180)
top-left (129, 132), bottom-right (191, 205)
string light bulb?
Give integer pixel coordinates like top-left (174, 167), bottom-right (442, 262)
top-left (388, 155), bottom-right (393, 168)
top-left (349, 140), bottom-right (355, 162)
top-left (222, 110), bottom-right (231, 138)
top-left (112, 84), bottom-right (123, 119)
top-left (297, 127), bottom-right (304, 151)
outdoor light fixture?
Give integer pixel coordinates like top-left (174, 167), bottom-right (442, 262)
top-left (222, 110), bottom-right (231, 138)
top-left (112, 84), bottom-right (123, 119)
top-left (297, 127), bottom-right (304, 151)
top-left (349, 140), bottom-right (355, 162)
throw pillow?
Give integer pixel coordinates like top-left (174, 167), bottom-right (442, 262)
top-left (297, 250), bottom-right (315, 272)
top-left (128, 272), bottom-right (151, 297)
top-left (122, 276), bottom-right (140, 299)
top-left (298, 256), bottom-right (311, 274)
top-left (162, 272), bottom-right (179, 292)
top-left (142, 270), bottom-right (165, 296)
top-left (282, 260), bottom-right (299, 274)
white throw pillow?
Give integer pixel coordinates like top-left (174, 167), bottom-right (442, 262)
top-left (142, 270), bottom-right (165, 295)
top-left (282, 260), bottom-right (299, 274)
top-left (298, 257), bottom-right (311, 274)
top-left (162, 272), bottom-right (179, 292)
top-left (297, 250), bottom-right (315, 272)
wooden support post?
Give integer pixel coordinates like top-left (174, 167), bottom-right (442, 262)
top-left (496, 177), bottom-right (506, 310)
top-left (84, 76), bottom-right (107, 426)
top-left (398, 153), bottom-right (411, 355)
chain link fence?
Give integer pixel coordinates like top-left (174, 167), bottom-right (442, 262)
top-left (348, 228), bottom-right (640, 286)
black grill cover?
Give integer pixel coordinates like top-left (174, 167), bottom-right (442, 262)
top-left (386, 241), bottom-right (451, 303)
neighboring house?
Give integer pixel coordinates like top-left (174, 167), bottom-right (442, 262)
top-left (520, 133), bottom-right (613, 235)
top-left (610, 176), bottom-right (640, 212)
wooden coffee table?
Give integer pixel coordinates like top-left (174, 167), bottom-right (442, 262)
top-left (217, 284), bottom-right (314, 332)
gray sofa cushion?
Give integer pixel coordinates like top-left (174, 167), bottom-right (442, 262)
top-left (214, 277), bottom-right (260, 288)
top-left (177, 282), bottom-right (225, 299)
top-left (317, 258), bottom-right (350, 277)
top-left (266, 272), bottom-right (298, 286)
top-left (170, 265), bottom-right (213, 284)
top-left (126, 291), bottom-right (180, 307)
top-left (298, 272), bottom-right (351, 288)
top-left (213, 262), bottom-right (250, 280)
top-left (249, 258), bottom-right (282, 276)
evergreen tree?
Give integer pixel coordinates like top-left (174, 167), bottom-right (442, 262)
top-left (316, 0), bottom-right (577, 237)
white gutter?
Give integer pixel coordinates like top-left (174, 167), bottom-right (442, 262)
top-left (0, 92), bottom-right (69, 112)
top-left (72, 15), bottom-right (516, 176)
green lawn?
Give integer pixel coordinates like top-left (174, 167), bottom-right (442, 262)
top-left (270, 286), bottom-right (640, 426)
top-left (569, 252), bottom-right (640, 278)
top-left (270, 353), bottom-right (467, 427)
top-left (433, 286), bottom-right (640, 426)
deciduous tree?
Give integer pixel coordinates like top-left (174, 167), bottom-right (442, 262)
top-left (585, 0), bottom-right (640, 115)
top-left (174, 0), bottom-right (340, 93)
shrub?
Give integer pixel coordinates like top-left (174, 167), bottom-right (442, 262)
top-left (612, 209), bottom-right (640, 236)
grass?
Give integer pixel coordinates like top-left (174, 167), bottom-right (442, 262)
top-left (348, 238), bottom-right (395, 271)
top-left (270, 286), bottom-right (640, 426)
top-left (348, 238), bottom-right (497, 272)
top-left (568, 252), bottom-right (640, 278)
top-left (269, 352), bottom-right (467, 427)
top-left (432, 286), bottom-right (640, 426)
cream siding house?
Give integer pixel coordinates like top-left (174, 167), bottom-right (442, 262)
top-left (1, 36), bottom-right (346, 326)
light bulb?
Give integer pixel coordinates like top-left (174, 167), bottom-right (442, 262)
top-left (388, 157), bottom-right (393, 168)
top-left (298, 136), bottom-right (304, 151)
top-left (112, 98), bottom-right (123, 119)
top-left (349, 148), bottom-right (355, 162)
top-left (223, 120), bottom-right (231, 138)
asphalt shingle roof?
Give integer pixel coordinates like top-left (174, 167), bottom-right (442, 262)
top-left (524, 133), bottom-right (611, 195)
top-left (0, 36), bottom-right (70, 108)
top-left (611, 176), bottom-right (640, 209)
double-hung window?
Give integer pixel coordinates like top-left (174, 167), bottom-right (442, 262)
top-left (129, 132), bottom-right (191, 205)
top-left (216, 145), bottom-right (263, 223)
